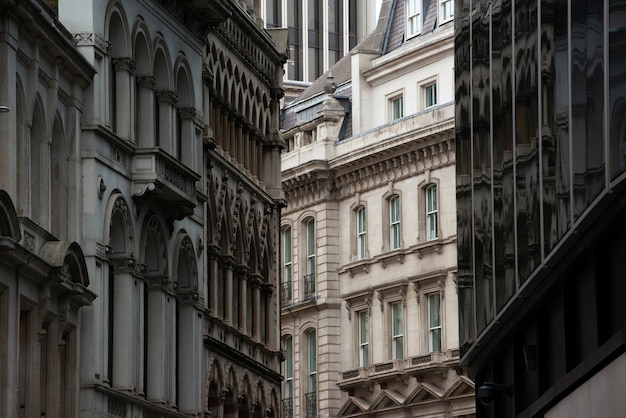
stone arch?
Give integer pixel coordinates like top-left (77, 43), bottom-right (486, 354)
top-left (132, 22), bottom-right (152, 76)
top-left (106, 4), bottom-right (130, 58)
top-left (0, 190), bottom-right (21, 241)
top-left (30, 94), bottom-right (47, 226)
top-left (140, 213), bottom-right (168, 275)
top-left (175, 54), bottom-right (194, 107)
top-left (174, 231), bottom-right (197, 290)
top-left (15, 76), bottom-right (27, 215)
top-left (51, 114), bottom-right (67, 238)
top-left (207, 378), bottom-right (221, 418)
top-left (104, 192), bottom-right (134, 258)
top-left (39, 241), bottom-right (90, 287)
top-left (153, 39), bottom-right (172, 91)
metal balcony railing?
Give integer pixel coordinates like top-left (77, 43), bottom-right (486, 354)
top-left (282, 397), bottom-right (293, 418)
top-left (281, 281), bottom-right (292, 306)
top-left (305, 392), bottom-right (317, 418)
top-left (304, 274), bottom-right (315, 299)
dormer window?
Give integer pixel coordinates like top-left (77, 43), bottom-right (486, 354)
top-left (407, 0), bottom-right (422, 37)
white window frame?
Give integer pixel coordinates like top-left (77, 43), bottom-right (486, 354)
top-left (356, 206), bottom-right (367, 260)
top-left (283, 226), bottom-right (292, 300)
top-left (306, 218), bottom-right (315, 275)
top-left (439, 0), bottom-right (454, 24)
top-left (426, 184), bottom-right (438, 240)
top-left (391, 95), bottom-right (404, 121)
top-left (284, 336), bottom-right (294, 399)
top-left (424, 82), bottom-right (437, 109)
top-left (391, 301), bottom-right (404, 360)
top-left (428, 293), bottom-right (442, 352)
top-left (389, 196), bottom-right (401, 250)
top-left (358, 311), bottom-right (369, 367)
top-left (308, 329), bottom-right (317, 393)
top-left (407, 0), bottom-right (422, 38)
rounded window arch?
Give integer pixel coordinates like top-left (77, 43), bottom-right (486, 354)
top-left (105, 193), bottom-right (134, 258)
top-left (174, 232), bottom-right (197, 291)
top-left (0, 190), bottom-right (21, 241)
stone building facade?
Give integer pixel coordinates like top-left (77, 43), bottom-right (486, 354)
top-left (279, 1), bottom-right (474, 418)
top-left (0, 0), bottom-right (286, 417)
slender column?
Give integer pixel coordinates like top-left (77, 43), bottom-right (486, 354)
top-left (177, 290), bottom-right (202, 414)
top-left (110, 258), bottom-right (136, 392)
top-left (252, 278), bottom-right (261, 340)
top-left (136, 76), bottom-right (156, 147)
top-left (178, 107), bottom-right (197, 167)
top-left (235, 266), bottom-right (248, 332)
top-left (145, 275), bottom-right (169, 403)
top-left (112, 58), bottom-right (136, 141)
top-left (208, 246), bottom-right (220, 316)
top-left (223, 257), bottom-right (234, 325)
top-left (156, 91), bottom-right (178, 155)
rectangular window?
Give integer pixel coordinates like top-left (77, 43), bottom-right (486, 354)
top-left (424, 83), bottom-right (437, 108)
top-left (391, 96), bottom-right (404, 121)
top-left (390, 196), bottom-right (401, 250)
top-left (359, 311), bottom-right (369, 367)
top-left (428, 294), bottom-right (442, 352)
top-left (305, 219), bottom-right (315, 299)
top-left (283, 227), bottom-right (292, 303)
top-left (407, 0), bottom-right (421, 37)
top-left (391, 301), bottom-right (404, 359)
top-left (306, 330), bottom-right (317, 418)
top-left (440, 0), bottom-right (454, 23)
top-left (283, 337), bottom-right (294, 418)
top-left (266, 0), bottom-right (281, 28)
top-left (287, 1), bottom-right (302, 80)
top-left (357, 207), bottom-right (367, 259)
top-left (426, 185), bottom-right (438, 240)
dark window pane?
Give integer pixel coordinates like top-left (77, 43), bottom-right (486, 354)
top-left (609, 0), bottom-right (626, 178)
top-left (514, 0), bottom-right (540, 283)
top-left (472, 0), bottom-right (493, 332)
top-left (455, 0), bottom-right (475, 352)
top-left (493, 0), bottom-right (515, 311)
top-left (571, 0), bottom-right (605, 218)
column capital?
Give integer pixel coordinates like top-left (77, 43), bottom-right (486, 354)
top-left (112, 57), bottom-right (136, 74)
top-left (156, 90), bottom-right (179, 105)
top-left (136, 75), bottom-right (156, 89)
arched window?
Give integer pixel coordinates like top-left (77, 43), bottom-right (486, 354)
top-left (426, 184), bottom-right (438, 240)
top-left (282, 226), bottom-right (292, 304)
top-left (389, 195), bottom-right (401, 250)
top-left (304, 329), bottom-right (317, 418)
top-left (356, 206), bottom-right (367, 260)
top-left (303, 218), bottom-right (315, 299)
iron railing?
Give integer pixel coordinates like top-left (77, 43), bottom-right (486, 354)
top-left (281, 281), bottom-right (292, 306)
top-left (282, 397), bottom-right (293, 418)
top-left (305, 392), bottom-right (317, 418)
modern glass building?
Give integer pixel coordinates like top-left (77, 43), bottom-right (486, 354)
top-left (456, 0), bottom-right (626, 416)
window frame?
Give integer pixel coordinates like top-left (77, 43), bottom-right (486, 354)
top-left (406, 0), bottom-right (422, 38)
top-left (439, 0), bottom-right (454, 24)
top-left (390, 94), bottom-right (404, 121)
top-left (358, 310), bottom-right (370, 367)
top-left (389, 195), bottom-right (401, 250)
top-left (428, 293), bottom-right (442, 352)
top-left (283, 226), bottom-right (293, 303)
top-left (284, 335), bottom-right (294, 401)
top-left (424, 82), bottom-right (437, 109)
top-left (426, 184), bottom-right (438, 241)
top-left (356, 206), bottom-right (367, 260)
top-left (390, 301), bottom-right (404, 360)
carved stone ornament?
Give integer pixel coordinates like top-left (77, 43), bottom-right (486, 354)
top-left (323, 73), bottom-right (337, 95)
top-left (112, 57), bottom-right (136, 73)
top-left (136, 76), bottom-right (156, 90)
top-left (156, 90), bottom-right (179, 105)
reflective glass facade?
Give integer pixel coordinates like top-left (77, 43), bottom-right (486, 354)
top-left (456, 0), bottom-right (626, 414)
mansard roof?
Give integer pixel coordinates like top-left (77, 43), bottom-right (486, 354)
top-left (287, 0), bottom-right (450, 108)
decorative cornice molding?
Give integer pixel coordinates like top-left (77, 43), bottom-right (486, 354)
top-left (73, 32), bottom-right (111, 54)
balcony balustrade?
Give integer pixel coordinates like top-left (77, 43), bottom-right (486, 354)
top-left (281, 281), bottom-right (292, 306)
top-left (282, 397), bottom-right (293, 418)
top-left (305, 392), bottom-right (317, 418)
top-left (131, 147), bottom-right (200, 220)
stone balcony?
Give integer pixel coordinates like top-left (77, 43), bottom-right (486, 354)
top-left (337, 348), bottom-right (461, 389)
top-left (131, 148), bottom-right (200, 220)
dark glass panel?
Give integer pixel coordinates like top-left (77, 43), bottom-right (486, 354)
top-left (308, 0), bottom-right (323, 79)
top-left (571, 0), bottom-right (605, 218)
top-left (541, 0), bottom-right (571, 256)
top-left (287, 1), bottom-right (303, 80)
top-left (455, 0), bottom-right (475, 353)
top-left (514, 0), bottom-right (540, 283)
top-left (266, 0), bottom-right (281, 28)
top-left (609, 0), bottom-right (626, 178)
top-left (472, 0), bottom-right (494, 333)
top-left (494, 0), bottom-right (516, 311)
top-left (349, 0), bottom-right (358, 48)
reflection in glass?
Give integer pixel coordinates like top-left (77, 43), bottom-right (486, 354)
top-left (493, 0), bottom-right (516, 311)
top-left (571, 0), bottom-right (605, 218)
top-left (609, 0), bottom-right (626, 179)
top-left (455, 0), bottom-right (475, 354)
top-left (472, 0), bottom-right (493, 332)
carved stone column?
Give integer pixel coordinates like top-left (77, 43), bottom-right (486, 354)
top-left (156, 90), bottom-right (178, 155)
top-left (136, 76), bottom-right (156, 147)
top-left (145, 274), bottom-right (172, 403)
top-left (111, 58), bottom-right (136, 141)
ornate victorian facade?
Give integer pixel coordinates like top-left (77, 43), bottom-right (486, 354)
top-left (0, 0), bottom-right (286, 417)
top-left (279, 1), bottom-right (474, 418)
top-left (0, 0), bottom-right (96, 416)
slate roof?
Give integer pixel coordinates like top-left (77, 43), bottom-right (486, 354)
top-left (282, 0), bottom-right (449, 130)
